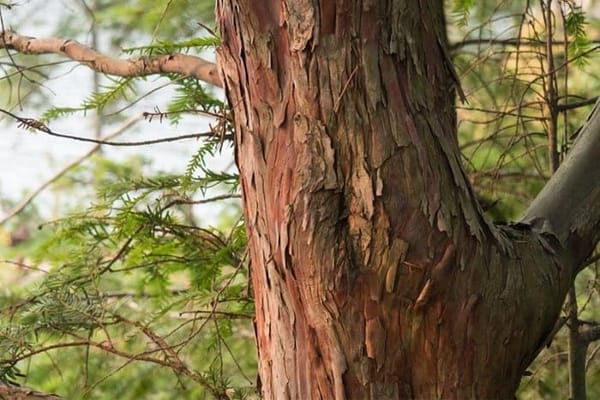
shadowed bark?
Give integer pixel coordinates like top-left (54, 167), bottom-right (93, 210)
top-left (216, 0), bottom-right (599, 398)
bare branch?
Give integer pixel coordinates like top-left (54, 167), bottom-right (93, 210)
top-left (0, 107), bottom-right (218, 146)
top-left (557, 97), bottom-right (599, 113)
top-left (0, 30), bottom-right (222, 87)
top-left (581, 325), bottom-right (600, 345)
top-left (450, 37), bottom-right (600, 52)
top-left (162, 194), bottom-right (242, 210)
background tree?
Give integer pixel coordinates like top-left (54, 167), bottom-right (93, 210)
top-left (0, 0), bottom-right (599, 399)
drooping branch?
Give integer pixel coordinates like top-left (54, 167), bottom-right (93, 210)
top-left (0, 30), bottom-right (222, 87)
top-left (521, 100), bottom-right (600, 265)
top-left (0, 107), bottom-right (217, 146)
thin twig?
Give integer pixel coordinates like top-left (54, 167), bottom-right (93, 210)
top-left (0, 107), bottom-right (218, 146)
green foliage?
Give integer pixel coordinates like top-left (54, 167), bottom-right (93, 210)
top-left (167, 77), bottom-right (224, 125)
top-left (123, 37), bottom-right (220, 56)
top-left (1, 150), bottom-right (254, 398)
top-left (92, 0), bottom-right (215, 43)
top-left (42, 78), bottom-right (136, 122)
top-left (452, 0), bottom-right (474, 27)
top-left (45, 7), bottom-right (220, 125)
top-left (0, 1), bottom-right (255, 398)
top-left (83, 78), bottom-right (137, 112)
top-left (564, 5), bottom-right (592, 66)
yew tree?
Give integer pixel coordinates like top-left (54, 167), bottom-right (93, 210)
top-left (0, 0), bottom-right (599, 399)
top-left (216, 0), bottom-right (599, 398)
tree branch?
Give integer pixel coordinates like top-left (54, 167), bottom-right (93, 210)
top-left (450, 37), bottom-right (600, 52)
top-left (581, 324), bottom-right (600, 345)
top-left (521, 100), bottom-right (600, 265)
top-left (557, 97), bottom-right (599, 113)
top-left (0, 107), bottom-right (217, 146)
top-left (0, 30), bottom-right (222, 87)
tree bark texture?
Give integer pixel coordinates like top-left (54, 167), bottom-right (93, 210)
top-left (217, 1), bottom-right (582, 398)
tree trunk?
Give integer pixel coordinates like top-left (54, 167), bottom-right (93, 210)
top-left (216, 1), bottom-right (597, 398)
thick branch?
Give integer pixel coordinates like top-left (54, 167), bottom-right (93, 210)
top-left (521, 100), bottom-right (600, 264)
top-left (0, 30), bottom-right (222, 87)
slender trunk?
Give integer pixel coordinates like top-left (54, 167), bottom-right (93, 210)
top-left (216, 1), bottom-right (595, 398)
top-left (541, 3), bottom-right (585, 397)
top-left (567, 285), bottom-right (586, 400)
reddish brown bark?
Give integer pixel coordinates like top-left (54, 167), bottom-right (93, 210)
top-left (216, 1), bottom-right (587, 398)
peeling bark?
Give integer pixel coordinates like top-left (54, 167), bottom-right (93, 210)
top-left (216, 1), bottom-right (596, 398)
